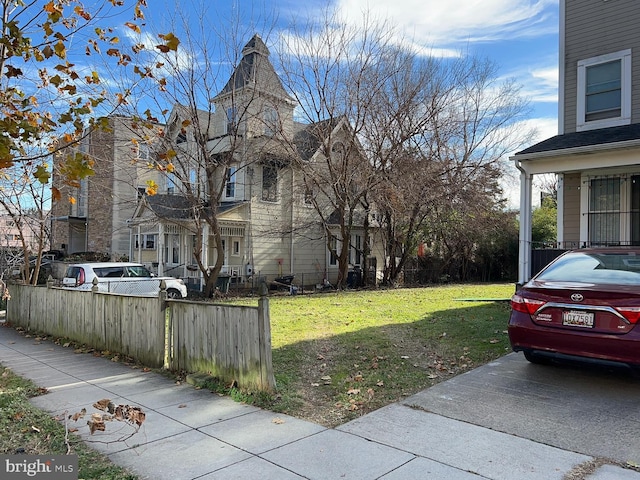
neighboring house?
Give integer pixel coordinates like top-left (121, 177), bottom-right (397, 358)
top-left (0, 213), bottom-right (50, 280)
top-left (513, 0), bottom-right (640, 284)
top-left (127, 34), bottom-right (381, 289)
top-left (0, 215), bottom-right (42, 251)
top-left (51, 116), bottom-right (161, 259)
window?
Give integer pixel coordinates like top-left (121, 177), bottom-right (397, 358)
top-left (138, 143), bottom-right (150, 161)
top-left (264, 106), bottom-right (278, 136)
top-left (94, 267), bottom-right (125, 278)
top-left (329, 236), bottom-right (338, 266)
top-left (135, 234), bottom-right (156, 250)
top-left (165, 234), bottom-right (180, 264)
top-left (225, 166), bottom-right (237, 198)
top-left (349, 234), bottom-right (362, 266)
top-left (73, 179), bottom-right (88, 217)
top-left (137, 186), bottom-right (146, 199)
top-left (262, 164), bottom-right (278, 202)
top-left (577, 49), bottom-right (631, 131)
top-left (233, 240), bottom-right (240, 256)
top-left (304, 186), bottom-right (314, 205)
top-left (589, 178), bottom-right (620, 245)
top-left (226, 107), bottom-right (237, 134)
top-left (331, 141), bottom-right (346, 158)
top-left (167, 172), bottom-right (176, 195)
top-left (176, 132), bottom-right (187, 144)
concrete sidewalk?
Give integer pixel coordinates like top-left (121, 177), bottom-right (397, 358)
top-left (0, 322), bottom-right (637, 480)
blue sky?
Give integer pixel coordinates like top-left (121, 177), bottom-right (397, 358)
top-left (83, 0), bottom-right (560, 206)
top-left (138, 0), bottom-right (560, 141)
top-left (140, 0), bottom-right (561, 205)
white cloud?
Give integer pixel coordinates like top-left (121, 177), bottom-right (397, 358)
top-left (501, 116), bottom-right (558, 208)
top-left (527, 65), bottom-right (559, 103)
top-left (121, 29), bottom-right (199, 77)
top-left (505, 62), bottom-right (558, 105)
top-left (333, 0), bottom-right (558, 47)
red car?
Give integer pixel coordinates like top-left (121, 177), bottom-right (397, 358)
top-left (508, 248), bottom-right (640, 369)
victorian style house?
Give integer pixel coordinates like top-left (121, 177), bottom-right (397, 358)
top-left (126, 35), bottom-right (380, 289)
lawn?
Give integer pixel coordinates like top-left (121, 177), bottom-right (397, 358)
top-left (239, 283), bottom-right (515, 427)
top-left (0, 282), bottom-right (515, 466)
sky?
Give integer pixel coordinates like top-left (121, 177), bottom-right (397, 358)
top-left (139, 0), bottom-right (560, 132)
top-left (84, 0), bottom-right (561, 207)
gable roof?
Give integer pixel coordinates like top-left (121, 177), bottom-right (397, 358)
top-left (515, 123), bottom-right (640, 158)
top-left (293, 117), bottom-right (346, 161)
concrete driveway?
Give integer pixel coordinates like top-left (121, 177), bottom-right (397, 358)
top-left (401, 352), bottom-right (640, 465)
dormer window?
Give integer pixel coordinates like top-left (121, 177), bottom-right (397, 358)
top-left (577, 49), bottom-right (631, 132)
top-left (331, 141), bottom-right (345, 156)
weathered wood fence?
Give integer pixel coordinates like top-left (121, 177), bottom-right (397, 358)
top-left (6, 280), bottom-right (275, 391)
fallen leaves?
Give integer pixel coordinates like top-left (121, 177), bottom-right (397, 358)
top-left (68, 398), bottom-right (146, 435)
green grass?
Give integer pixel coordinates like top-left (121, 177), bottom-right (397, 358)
top-left (0, 366), bottom-right (138, 480)
top-left (1, 282), bottom-right (515, 461)
top-left (226, 283), bottom-right (515, 426)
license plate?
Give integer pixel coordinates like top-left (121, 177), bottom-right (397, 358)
top-left (562, 310), bottom-right (594, 328)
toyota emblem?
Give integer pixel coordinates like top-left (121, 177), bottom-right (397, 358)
top-left (571, 293), bottom-right (584, 302)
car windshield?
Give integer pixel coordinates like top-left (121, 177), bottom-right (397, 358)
top-left (537, 252), bottom-right (640, 285)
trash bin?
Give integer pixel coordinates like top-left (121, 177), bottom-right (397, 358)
top-left (347, 267), bottom-right (362, 288)
top-left (216, 274), bottom-right (231, 294)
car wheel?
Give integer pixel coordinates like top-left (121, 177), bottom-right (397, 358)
top-left (523, 350), bottom-right (552, 365)
top-left (166, 288), bottom-right (181, 299)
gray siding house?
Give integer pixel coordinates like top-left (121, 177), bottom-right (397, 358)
top-left (513, 0), bottom-right (640, 284)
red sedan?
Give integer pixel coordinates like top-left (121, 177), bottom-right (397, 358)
top-left (508, 248), bottom-right (640, 368)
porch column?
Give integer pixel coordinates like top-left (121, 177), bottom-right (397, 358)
top-left (518, 169), bottom-right (533, 286)
top-left (157, 223), bottom-right (164, 276)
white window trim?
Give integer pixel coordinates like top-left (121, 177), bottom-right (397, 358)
top-left (576, 49), bottom-right (631, 132)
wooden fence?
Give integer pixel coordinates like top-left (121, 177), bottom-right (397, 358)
top-left (5, 281), bottom-right (275, 391)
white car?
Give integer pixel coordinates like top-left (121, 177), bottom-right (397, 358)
top-left (62, 262), bottom-right (187, 299)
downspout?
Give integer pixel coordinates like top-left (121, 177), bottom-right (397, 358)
top-left (515, 158), bottom-right (533, 287)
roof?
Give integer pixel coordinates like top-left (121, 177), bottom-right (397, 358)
top-left (216, 34), bottom-right (289, 100)
top-left (515, 123), bottom-right (640, 156)
top-left (143, 195), bottom-right (246, 220)
top-left (145, 194), bottom-right (195, 220)
top-left (293, 118), bottom-right (345, 161)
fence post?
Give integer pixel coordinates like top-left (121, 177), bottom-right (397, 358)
top-left (257, 279), bottom-right (276, 391)
top-left (159, 280), bottom-right (172, 370)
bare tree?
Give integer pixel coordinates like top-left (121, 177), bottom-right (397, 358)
top-left (367, 55), bottom-right (534, 284)
top-left (0, 162), bottom-right (51, 284)
top-left (276, 9), bottom-right (403, 288)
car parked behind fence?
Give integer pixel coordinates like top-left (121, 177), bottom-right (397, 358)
top-left (62, 262), bottom-right (187, 299)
